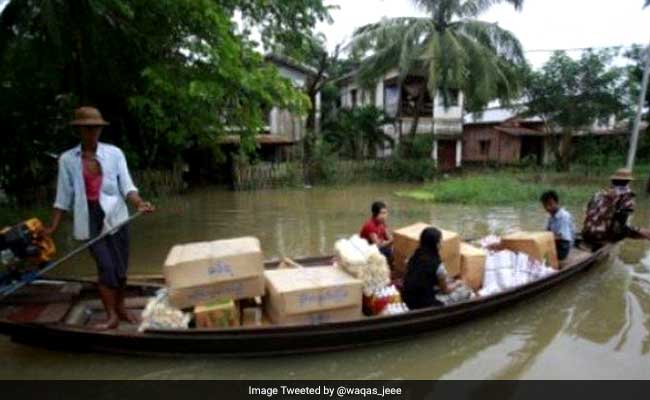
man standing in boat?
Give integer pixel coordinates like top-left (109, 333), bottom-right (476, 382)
top-left (360, 201), bottom-right (394, 260)
top-left (44, 106), bottom-right (154, 330)
top-left (582, 168), bottom-right (650, 245)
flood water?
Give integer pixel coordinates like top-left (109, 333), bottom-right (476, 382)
top-left (1, 183), bottom-right (650, 379)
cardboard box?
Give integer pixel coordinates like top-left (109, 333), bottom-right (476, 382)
top-left (194, 300), bottom-right (240, 328)
top-left (264, 266), bottom-right (362, 316)
top-left (460, 243), bottom-right (487, 291)
top-left (501, 231), bottom-right (559, 269)
top-left (164, 237), bottom-right (264, 289)
top-left (393, 223), bottom-right (461, 277)
top-left (266, 304), bottom-right (362, 326)
top-left (169, 275), bottom-right (265, 309)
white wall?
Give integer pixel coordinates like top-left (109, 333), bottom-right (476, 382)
top-left (276, 65), bottom-right (307, 88)
top-left (271, 63), bottom-right (321, 137)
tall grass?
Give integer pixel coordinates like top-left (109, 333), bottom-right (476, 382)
top-left (397, 173), bottom-right (602, 206)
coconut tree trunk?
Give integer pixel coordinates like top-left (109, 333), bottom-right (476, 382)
top-left (406, 90), bottom-right (425, 158)
top-left (557, 129), bottom-right (573, 172)
top-left (394, 80), bottom-right (404, 155)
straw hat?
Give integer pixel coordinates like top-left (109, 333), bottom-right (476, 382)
top-left (610, 168), bottom-right (634, 182)
top-left (69, 106), bottom-right (109, 126)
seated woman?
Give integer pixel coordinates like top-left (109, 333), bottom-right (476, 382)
top-left (402, 227), bottom-right (459, 310)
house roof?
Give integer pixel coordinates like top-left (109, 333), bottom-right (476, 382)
top-left (464, 107), bottom-right (543, 125)
top-left (495, 126), bottom-right (547, 137)
top-left (218, 135), bottom-right (297, 146)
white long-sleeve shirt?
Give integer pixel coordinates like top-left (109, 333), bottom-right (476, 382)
top-left (54, 142), bottom-right (138, 240)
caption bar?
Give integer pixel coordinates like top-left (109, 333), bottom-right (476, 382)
top-left (249, 384), bottom-right (403, 398)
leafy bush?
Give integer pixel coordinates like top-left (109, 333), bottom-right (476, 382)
top-left (322, 106), bottom-right (394, 159)
top-left (372, 157), bottom-right (438, 182)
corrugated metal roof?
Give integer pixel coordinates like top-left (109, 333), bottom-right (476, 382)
top-left (464, 107), bottom-right (543, 125)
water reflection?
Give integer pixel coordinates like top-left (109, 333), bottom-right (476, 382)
top-left (1, 184), bottom-right (650, 379)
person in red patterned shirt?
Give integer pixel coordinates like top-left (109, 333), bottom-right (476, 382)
top-left (360, 201), bottom-right (394, 260)
top-left (583, 168), bottom-right (650, 245)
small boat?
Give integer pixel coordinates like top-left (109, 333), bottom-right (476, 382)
top-left (0, 241), bottom-right (613, 356)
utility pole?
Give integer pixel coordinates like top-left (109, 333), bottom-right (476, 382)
top-left (627, 37), bottom-right (650, 170)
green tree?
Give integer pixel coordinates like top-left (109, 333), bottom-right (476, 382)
top-left (323, 106), bottom-right (394, 160)
top-left (524, 50), bottom-right (625, 171)
top-left (0, 0), bottom-right (328, 202)
top-left (348, 0), bottom-right (526, 148)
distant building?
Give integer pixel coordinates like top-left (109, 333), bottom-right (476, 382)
top-left (337, 68), bottom-right (464, 170)
top-left (219, 54), bottom-right (323, 162)
top-left (463, 105), bottom-right (634, 165)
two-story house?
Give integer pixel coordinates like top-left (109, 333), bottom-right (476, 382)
top-left (337, 68), bottom-right (464, 170)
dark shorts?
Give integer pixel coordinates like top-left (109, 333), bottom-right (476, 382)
top-left (556, 240), bottom-right (571, 261)
top-left (379, 245), bottom-right (393, 260)
top-left (88, 201), bottom-right (130, 288)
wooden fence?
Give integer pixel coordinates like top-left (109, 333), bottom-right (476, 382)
top-left (232, 159), bottom-right (394, 190)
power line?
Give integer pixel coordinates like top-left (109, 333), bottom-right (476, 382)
top-left (525, 44), bottom-right (643, 53)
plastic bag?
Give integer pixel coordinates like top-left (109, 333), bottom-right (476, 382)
top-left (435, 282), bottom-right (475, 305)
top-left (138, 288), bottom-right (191, 332)
top-left (478, 250), bottom-right (556, 297)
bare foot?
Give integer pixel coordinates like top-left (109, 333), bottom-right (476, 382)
top-left (92, 315), bottom-right (119, 331)
top-left (117, 308), bottom-right (139, 324)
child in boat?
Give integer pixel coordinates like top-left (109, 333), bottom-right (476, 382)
top-left (360, 201), bottom-right (394, 260)
top-left (402, 227), bottom-right (459, 309)
top-left (540, 190), bottom-right (575, 261)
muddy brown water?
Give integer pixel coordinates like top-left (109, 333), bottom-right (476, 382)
top-left (1, 183), bottom-right (649, 379)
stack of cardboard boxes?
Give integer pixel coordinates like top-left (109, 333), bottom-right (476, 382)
top-left (163, 237), bottom-right (266, 328)
top-left (393, 223), bottom-right (489, 292)
top-left (393, 223), bottom-right (462, 278)
top-left (162, 237), bottom-right (364, 328)
top-left (156, 228), bottom-right (559, 330)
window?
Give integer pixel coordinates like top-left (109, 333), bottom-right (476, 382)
top-left (350, 89), bottom-right (358, 109)
top-left (438, 89), bottom-right (459, 107)
top-left (479, 140), bottom-right (491, 156)
top-left (384, 83), bottom-right (400, 117)
top-left (448, 90), bottom-right (459, 106)
top-left (597, 115), bottom-right (612, 128)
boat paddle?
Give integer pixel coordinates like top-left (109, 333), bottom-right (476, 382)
top-left (0, 211), bottom-right (143, 298)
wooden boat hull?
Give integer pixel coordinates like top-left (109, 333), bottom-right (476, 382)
top-left (0, 244), bottom-right (613, 356)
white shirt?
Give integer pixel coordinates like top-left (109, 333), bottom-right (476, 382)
top-left (546, 207), bottom-right (575, 245)
top-left (54, 142), bottom-right (138, 240)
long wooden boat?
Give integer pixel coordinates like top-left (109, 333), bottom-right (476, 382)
top-left (0, 242), bottom-right (613, 356)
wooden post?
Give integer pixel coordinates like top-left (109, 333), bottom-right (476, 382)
top-left (627, 37), bottom-right (650, 170)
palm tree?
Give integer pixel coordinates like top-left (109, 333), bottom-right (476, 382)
top-left (349, 0), bottom-right (526, 154)
top-left (323, 106), bottom-right (394, 159)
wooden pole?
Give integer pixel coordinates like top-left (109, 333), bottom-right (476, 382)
top-left (627, 38), bottom-right (650, 170)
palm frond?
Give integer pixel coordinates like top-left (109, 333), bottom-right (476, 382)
top-left (455, 19), bottom-right (525, 64)
top-left (398, 19), bottom-right (434, 81)
top-left (418, 31), bottom-right (441, 96)
top-left (456, 0), bottom-right (524, 18)
top-left (348, 17), bottom-right (428, 84)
